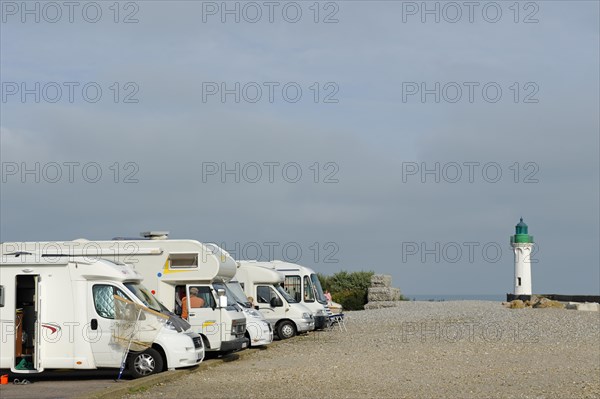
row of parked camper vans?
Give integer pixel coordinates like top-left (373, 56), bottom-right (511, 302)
top-left (0, 232), bottom-right (337, 378)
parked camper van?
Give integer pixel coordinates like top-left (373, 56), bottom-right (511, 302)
top-left (271, 261), bottom-right (333, 329)
top-left (201, 243), bottom-right (272, 347)
top-left (0, 252), bottom-right (204, 378)
top-left (223, 279), bottom-right (273, 347)
top-left (235, 261), bottom-right (314, 339)
top-left (6, 234), bottom-right (248, 353)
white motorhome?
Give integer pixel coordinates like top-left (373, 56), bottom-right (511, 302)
top-left (202, 243), bottom-right (272, 348)
top-left (7, 234), bottom-right (249, 353)
top-left (223, 279), bottom-right (273, 347)
top-left (271, 261), bottom-right (333, 329)
top-left (235, 261), bottom-right (314, 339)
top-left (0, 252), bottom-right (204, 378)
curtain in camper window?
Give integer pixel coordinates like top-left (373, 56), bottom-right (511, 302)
top-left (92, 285), bottom-right (129, 319)
top-left (284, 276), bottom-right (302, 302)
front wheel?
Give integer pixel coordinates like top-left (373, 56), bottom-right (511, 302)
top-left (277, 321), bottom-right (296, 340)
top-left (128, 348), bottom-right (164, 379)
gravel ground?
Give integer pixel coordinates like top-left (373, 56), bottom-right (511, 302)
top-left (126, 301), bottom-right (600, 399)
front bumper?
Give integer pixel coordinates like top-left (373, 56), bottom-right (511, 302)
top-left (165, 335), bottom-right (204, 369)
top-left (219, 336), bottom-right (248, 352)
top-left (314, 315), bottom-right (330, 330)
top-left (247, 320), bottom-right (273, 346)
top-left (296, 319), bottom-right (315, 333)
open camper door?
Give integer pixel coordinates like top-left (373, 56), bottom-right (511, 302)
top-left (33, 275), bottom-right (43, 372)
top-left (13, 274), bottom-right (43, 373)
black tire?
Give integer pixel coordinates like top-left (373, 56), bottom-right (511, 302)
top-left (277, 320), bottom-right (296, 339)
top-left (128, 348), bottom-right (163, 379)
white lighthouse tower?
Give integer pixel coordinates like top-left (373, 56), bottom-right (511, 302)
top-left (510, 218), bottom-right (534, 296)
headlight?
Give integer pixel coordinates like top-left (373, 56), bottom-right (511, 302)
top-left (243, 308), bottom-right (262, 319)
top-left (164, 320), bottom-right (177, 330)
top-left (317, 309), bottom-right (326, 315)
top-left (302, 312), bottom-right (311, 319)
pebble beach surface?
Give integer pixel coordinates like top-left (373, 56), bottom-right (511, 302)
top-left (127, 301), bottom-right (600, 399)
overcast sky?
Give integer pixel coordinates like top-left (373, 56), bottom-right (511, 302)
top-left (1, 1), bottom-right (598, 296)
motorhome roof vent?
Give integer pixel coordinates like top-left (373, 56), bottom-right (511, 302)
top-left (141, 231), bottom-right (169, 240)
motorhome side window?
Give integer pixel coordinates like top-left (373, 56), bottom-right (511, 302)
top-left (303, 276), bottom-right (315, 302)
top-left (284, 276), bottom-right (302, 302)
top-left (196, 286), bottom-right (215, 308)
top-left (176, 285), bottom-right (215, 311)
top-left (256, 286), bottom-right (269, 303)
top-left (169, 253), bottom-right (198, 269)
top-left (257, 286), bottom-right (275, 304)
top-left (92, 285), bottom-right (130, 319)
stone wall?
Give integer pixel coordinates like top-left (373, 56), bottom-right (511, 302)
top-left (364, 274), bottom-right (403, 310)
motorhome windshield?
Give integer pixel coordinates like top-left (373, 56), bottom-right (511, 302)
top-left (125, 283), bottom-right (162, 313)
top-left (276, 284), bottom-right (296, 303)
top-left (310, 274), bottom-right (327, 304)
top-left (226, 282), bottom-right (251, 308)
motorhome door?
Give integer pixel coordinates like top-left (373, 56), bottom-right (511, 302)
top-left (14, 274), bottom-right (43, 372)
top-left (183, 285), bottom-right (220, 348)
top-left (255, 285), bottom-right (282, 316)
top-left (88, 283), bottom-right (133, 367)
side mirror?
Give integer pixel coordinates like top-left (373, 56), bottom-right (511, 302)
top-left (270, 296), bottom-right (283, 308)
top-left (217, 288), bottom-right (227, 308)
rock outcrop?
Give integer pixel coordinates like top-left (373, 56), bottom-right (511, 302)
top-left (364, 274), bottom-right (403, 310)
top-left (503, 297), bottom-right (566, 309)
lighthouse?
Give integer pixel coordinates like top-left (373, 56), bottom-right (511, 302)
top-left (510, 218), bottom-right (534, 296)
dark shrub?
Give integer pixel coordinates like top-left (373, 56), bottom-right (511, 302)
top-left (317, 270), bottom-right (374, 310)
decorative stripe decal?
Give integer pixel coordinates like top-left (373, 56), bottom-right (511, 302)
top-left (42, 323), bottom-right (61, 335)
top-left (159, 258), bottom-right (190, 276)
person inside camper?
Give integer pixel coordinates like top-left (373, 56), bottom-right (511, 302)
top-left (181, 287), bottom-right (205, 319)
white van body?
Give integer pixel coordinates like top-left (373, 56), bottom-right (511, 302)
top-left (271, 261), bottom-right (332, 329)
top-left (235, 261), bottom-right (314, 339)
top-left (0, 252), bottom-right (203, 378)
top-left (1, 237), bottom-right (249, 353)
top-left (202, 243), bottom-right (272, 347)
top-left (223, 280), bottom-right (273, 347)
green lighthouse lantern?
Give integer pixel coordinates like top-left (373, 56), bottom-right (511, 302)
top-left (511, 218), bottom-right (534, 245)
